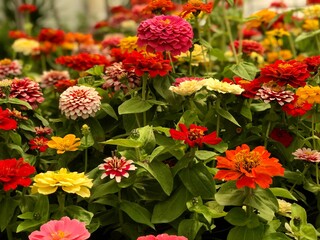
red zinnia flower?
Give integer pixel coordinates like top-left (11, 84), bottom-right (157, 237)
top-left (306, 0), bottom-right (320, 4)
top-left (122, 51), bottom-right (172, 78)
top-left (8, 30), bottom-right (29, 39)
top-left (29, 136), bottom-right (49, 152)
top-left (223, 77), bottom-right (261, 99)
top-left (269, 1), bottom-right (287, 8)
top-left (18, 4), bottom-right (37, 13)
top-left (214, 144), bottom-right (284, 189)
top-left (233, 40), bottom-right (264, 55)
top-left (0, 158), bottom-right (35, 191)
top-left (38, 28), bottom-right (65, 44)
top-left (142, 0), bottom-right (175, 15)
top-left (258, 60), bottom-right (310, 88)
top-left (0, 108), bottom-right (17, 130)
top-left (54, 79), bottom-right (77, 93)
top-left (170, 123), bottom-right (222, 148)
top-left (35, 126), bottom-right (52, 136)
top-left (56, 53), bottom-right (110, 71)
top-left (93, 20), bottom-right (109, 29)
top-left (281, 95), bottom-right (313, 117)
top-left (180, 0), bottom-right (213, 18)
top-left (269, 128), bottom-right (293, 147)
top-left (303, 55), bottom-right (320, 74)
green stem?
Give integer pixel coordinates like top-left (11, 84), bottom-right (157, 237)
top-left (41, 54), bottom-right (47, 72)
top-left (6, 226), bottom-right (13, 240)
top-left (290, 165), bottom-right (310, 193)
top-left (57, 192), bottom-right (66, 213)
top-left (141, 74), bottom-right (148, 126)
top-left (215, 97), bottom-right (221, 137)
top-left (189, 48), bottom-right (193, 76)
top-left (134, 114), bottom-right (141, 128)
top-left (84, 136), bottom-right (88, 173)
top-left (264, 121), bottom-right (271, 148)
top-left (316, 162), bottom-right (319, 186)
top-left (246, 188), bottom-right (254, 217)
top-left (118, 190), bottom-right (123, 226)
top-left (288, 33), bottom-right (297, 58)
top-left (167, 52), bottom-right (176, 74)
top-left (135, 147), bottom-right (142, 161)
top-left (195, 16), bottom-right (209, 74)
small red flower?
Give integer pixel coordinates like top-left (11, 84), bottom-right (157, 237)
top-left (303, 55), bottom-right (320, 74)
top-left (8, 30), bottom-right (28, 39)
top-left (233, 40), bottom-right (264, 55)
top-left (223, 77), bottom-right (261, 99)
top-left (0, 158), bottom-right (35, 191)
top-left (54, 79), bottom-right (77, 93)
top-left (281, 95), bottom-right (313, 117)
top-left (143, 0), bottom-right (175, 15)
top-left (29, 136), bottom-right (49, 152)
top-left (0, 108), bottom-right (17, 130)
top-left (93, 20), bottom-right (109, 29)
top-left (180, 0), bottom-right (213, 18)
top-left (18, 4), bottom-right (37, 13)
top-left (38, 28), bottom-right (65, 44)
top-left (269, 128), bottom-right (293, 147)
top-left (170, 123), bottom-right (222, 148)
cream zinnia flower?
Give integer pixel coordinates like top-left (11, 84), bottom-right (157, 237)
top-left (31, 168), bottom-right (93, 198)
top-left (12, 38), bottom-right (40, 55)
top-left (169, 77), bottom-right (206, 96)
top-left (204, 78), bottom-right (244, 95)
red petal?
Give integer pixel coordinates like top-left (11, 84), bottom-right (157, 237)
top-left (236, 176), bottom-right (256, 189)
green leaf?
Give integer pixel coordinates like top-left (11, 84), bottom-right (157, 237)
top-left (100, 103), bottom-right (118, 120)
top-left (229, 62), bottom-right (259, 80)
top-left (251, 103), bottom-right (271, 112)
top-left (0, 198), bottom-right (19, 231)
top-left (65, 205), bottom-right (94, 225)
top-left (101, 138), bottom-right (142, 148)
top-left (80, 132), bottom-right (95, 149)
top-left (151, 186), bottom-right (192, 223)
top-left (215, 181), bottom-right (246, 206)
top-left (136, 125), bottom-right (156, 154)
top-left (137, 160), bottom-right (173, 195)
top-left (19, 119), bottom-right (35, 132)
top-left (90, 180), bottom-right (120, 201)
top-left (86, 65), bottom-right (104, 75)
top-left (291, 203), bottom-right (307, 225)
top-left (195, 150), bottom-right (217, 161)
top-left (118, 97), bottom-right (152, 115)
top-left (178, 219), bottom-right (206, 240)
top-left (216, 106), bottom-right (241, 127)
top-left (120, 200), bottom-right (155, 229)
top-left (8, 98), bottom-right (32, 109)
top-left (227, 225), bottom-right (264, 240)
top-left (34, 111), bottom-right (50, 126)
top-left (225, 207), bottom-right (248, 227)
top-left (16, 220), bottom-right (43, 233)
top-left (299, 224), bottom-right (318, 240)
top-left (199, 38), bottom-right (213, 50)
top-left (270, 188), bottom-right (297, 201)
top-left (263, 233), bottom-right (291, 240)
top-left (295, 29), bottom-right (320, 43)
top-left (9, 131), bottom-right (21, 145)
top-left (240, 100), bottom-right (252, 121)
top-left (211, 48), bottom-right (226, 61)
top-left (178, 163), bottom-right (215, 199)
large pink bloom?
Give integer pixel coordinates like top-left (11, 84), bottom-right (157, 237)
top-left (137, 15), bottom-right (193, 56)
top-left (29, 216), bottom-right (90, 240)
top-left (137, 233), bottom-right (188, 240)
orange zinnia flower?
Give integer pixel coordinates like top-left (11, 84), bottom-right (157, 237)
top-left (214, 144), bottom-right (284, 189)
top-left (180, 0), bottom-right (213, 18)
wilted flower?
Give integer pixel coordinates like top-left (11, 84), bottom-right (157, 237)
top-left (292, 148), bottom-right (320, 162)
top-left (28, 216), bottom-right (90, 240)
top-left (137, 15), bottom-right (193, 56)
top-left (59, 85), bottom-right (101, 120)
top-left (214, 144), bottom-right (284, 189)
top-left (0, 158), bottom-right (35, 191)
top-left (169, 77), bottom-right (206, 96)
top-left (12, 38), bottom-right (40, 55)
top-left (31, 168), bottom-right (93, 197)
top-left (204, 78), bottom-right (244, 95)
top-left (29, 136), bottom-right (49, 152)
top-left (137, 233), bottom-right (188, 240)
top-left (170, 123), bottom-right (222, 148)
top-left (99, 156), bottom-right (137, 183)
top-left (0, 59), bottom-right (22, 79)
top-left (40, 70), bottom-right (70, 88)
top-left (47, 134), bottom-right (81, 154)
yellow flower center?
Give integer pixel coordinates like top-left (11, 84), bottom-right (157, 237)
top-left (189, 128), bottom-right (204, 140)
top-left (278, 63), bottom-right (292, 69)
top-left (234, 150), bottom-right (261, 172)
top-left (188, 0), bottom-right (202, 7)
top-left (0, 59), bottom-right (12, 65)
top-left (51, 230), bottom-right (66, 240)
top-left (160, 19), bottom-right (171, 25)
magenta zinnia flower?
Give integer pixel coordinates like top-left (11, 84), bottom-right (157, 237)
top-left (40, 70), bottom-right (70, 88)
top-left (0, 59), bottom-right (22, 79)
top-left (28, 216), bottom-right (90, 240)
top-left (137, 233), bottom-right (188, 240)
top-left (137, 15), bottom-right (193, 56)
top-left (59, 85), bottom-right (101, 120)
top-left (292, 148), bottom-right (320, 163)
top-left (99, 156), bottom-right (137, 183)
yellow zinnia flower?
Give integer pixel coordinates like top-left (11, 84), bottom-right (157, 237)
top-left (302, 19), bottom-right (319, 31)
top-left (266, 28), bottom-right (290, 38)
top-left (47, 134), bottom-right (81, 154)
top-left (267, 50), bottom-right (293, 63)
top-left (12, 38), bottom-right (40, 55)
top-left (246, 9), bottom-right (277, 29)
top-left (296, 85), bottom-right (320, 105)
top-left (176, 44), bottom-right (209, 66)
top-left (303, 4), bottom-right (320, 19)
top-left (31, 168), bottom-right (93, 198)
top-left (119, 36), bottom-right (144, 53)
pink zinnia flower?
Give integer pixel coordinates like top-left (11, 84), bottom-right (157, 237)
top-left (137, 15), bottom-right (193, 56)
top-left (35, 126), bottom-right (53, 135)
top-left (40, 70), bottom-right (70, 88)
top-left (292, 148), bottom-right (320, 163)
top-left (0, 59), bottom-right (22, 79)
top-left (9, 78), bottom-right (44, 109)
top-left (28, 216), bottom-right (90, 240)
top-left (99, 156), bottom-right (137, 183)
top-left (59, 86), bottom-right (101, 120)
top-left (137, 233), bottom-right (188, 240)
top-left (255, 84), bottom-right (294, 106)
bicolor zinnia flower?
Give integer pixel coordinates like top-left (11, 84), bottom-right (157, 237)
top-left (292, 148), bottom-right (320, 162)
top-left (258, 60), bottom-right (310, 88)
top-left (12, 38), bottom-right (40, 55)
top-left (204, 78), bottom-right (244, 95)
top-left (28, 216), bottom-right (90, 240)
top-left (281, 95), bottom-right (312, 117)
top-left (142, 0), bottom-right (175, 15)
top-left (56, 53), bottom-right (110, 71)
top-left (18, 4), bottom-right (37, 13)
top-left (31, 168), bottom-right (93, 198)
top-left (303, 55), bottom-right (320, 74)
top-left (233, 40), bottom-right (264, 55)
top-left (0, 158), bottom-right (35, 191)
top-left (29, 136), bottom-right (49, 152)
top-left (255, 84), bottom-right (294, 106)
top-left (101, 33), bottom-right (124, 49)
top-left (102, 62), bottom-right (141, 92)
top-left (99, 156), bottom-right (137, 183)
top-left (137, 15), bottom-right (193, 56)
top-left (296, 85), bottom-right (320, 105)
top-left (0, 58), bottom-right (22, 79)
top-left (59, 85), bottom-right (101, 120)
top-left (169, 77), bottom-right (206, 96)
top-left (47, 134), bottom-right (81, 154)
top-left (38, 28), bottom-right (65, 44)
top-left (269, 128), bottom-right (293, 147)
top-left (123, 51), bottom-right (172, 78)
top-left (54, 79), bottom-right (77, 93)
top-left (214, 144), bottom-right (284, 189)
top-left (170, 123), bottom-right (222, 148)
top-left (180, 0), bottom-right (213, 18)
top-left (40, 70), bottom-right (70, 88)
top-left (137, 233), bottom-right (188, 240)
top-left (9, 77), bottom-right (44, 109)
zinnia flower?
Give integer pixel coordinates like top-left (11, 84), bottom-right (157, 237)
top-left (0, 107), bottom-right (17, 130)
top-left (31, 168), bottom-right (93, 197)
top-left (99, 156), bottom-right (137, 182)
top-left (233, 40), bottom-right (264, 55)
top-left (292, 148), bottom-right (320, 162)
top-left (18, 4), bottom-right (37, 13)
top-left (170, 123), bottom-right (222, 148)
top-left (47, 134), bottom-right (81, 154)
top-left (303, 55), bottom-right (320, 73)
top-left (180, 0), bottom-right (213, 18)
top-left (35, 126), bottom-right (53, 135)
top-left (0, 58), bottom-right (22, 79)
top-left (119, 36), bottom-right (144, 53)
top-left (29, 216), bottom-right (90, 240)
top-left (303, 4), bottom-right (320, 18)
top-left (12, 38), bottom-right (40, 55)
top-left (54, 79), bottom-right (77, 93)
top-left (245, 9), bottom-right (277, 29)
top-left (281, 95), bottom-right (313, 117)
top-left (277, 199), bottom-right (292, 216)
top-left (296, 85), bottom-right (320, 105)
top-left (9, 77), bottom-right (44, 109)
top-left (204, 78), bottom-right (244, 95)
top-left (258, 60), bottom-right (310, 88)
top-left (8, 30), bottom-right (28, 39)
top-left (38, 28), bottom-right (65, 44)
top-left (29, 136), bottom-right (49, 152)
top-left (137, 233), bottom-right (188, 240)
top-left (0, 158), bottom-right (35, 191)
top-left (40, 70), bottom-right (70, 88)
top-left (223, 77), bottom-right (261, 99)
top-left (255, 84), bottom-right (294, 106)
top-left (142, 0), bottom-right (175, 15)
top-left (302, 19), bottom-right (319, 31)
top-left (214, 144), bottom-right (285, 189)
top-left (176, 44), bottom-right (209, 66)
top-left (137, 15), bottom-right (193, 56)
top-left (269, 128), bottom-right (293, 147)
top-left (59, 85), bottom-right (101, 120)
top-left (169, 77), bottom-right (206, 96)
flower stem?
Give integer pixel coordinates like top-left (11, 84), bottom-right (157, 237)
top-left (215, 97), bottom-right (221, 137)
top-left (84, 136), bottom-right (88, 173)
top-left (6, 226), bottom-right (13, 240)
top-left (167, 52), bottom-right (175, 74)
top-left (290, 165), bottom-right (310, 193)
top-left (141, 74), bottom-right (148, 126)
top-left (264, 121), bottom-right (271, 148)
top-left (57, 192), bottom-right (66, 213)
top-left (118, 190), bottom-right (123, 226)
